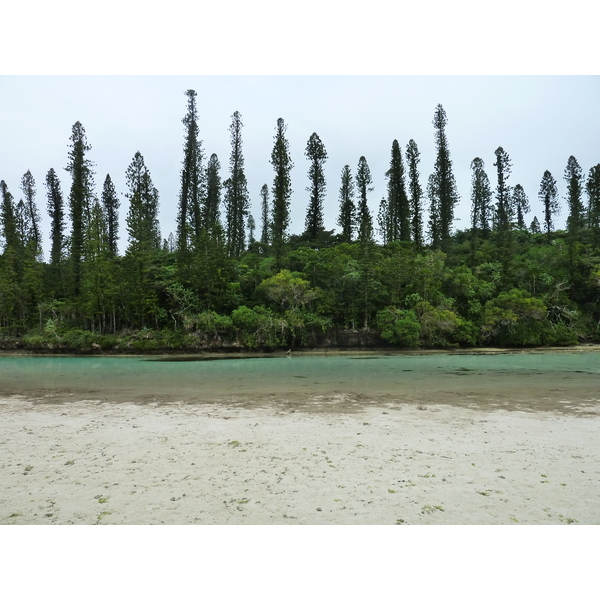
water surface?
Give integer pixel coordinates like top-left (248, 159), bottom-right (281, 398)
top-left (1, 351), bottom-right (598, 414)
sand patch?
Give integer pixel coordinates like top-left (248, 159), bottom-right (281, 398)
top-left (1, 395), bottom-right (599, 525)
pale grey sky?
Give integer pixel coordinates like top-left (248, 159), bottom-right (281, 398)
top-left (1, 76), bottom-right (598, 256)
top-left (2, 4), bottom-right (599, 256)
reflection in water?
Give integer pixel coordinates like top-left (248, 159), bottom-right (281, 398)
top-left (1, 352), bottom-right (599, 415)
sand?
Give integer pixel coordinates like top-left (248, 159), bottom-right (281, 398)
top-left (1, 393), bottom-right (599, 525)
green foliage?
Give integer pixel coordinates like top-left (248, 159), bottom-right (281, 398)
top-left (376, 308), bottom-right (421, 347)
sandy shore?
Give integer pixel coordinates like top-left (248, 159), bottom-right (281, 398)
top-left (1, 394), bottom-right (599, 525)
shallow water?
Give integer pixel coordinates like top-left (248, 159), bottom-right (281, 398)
top-left (1, 351), bottom-right (599, 414)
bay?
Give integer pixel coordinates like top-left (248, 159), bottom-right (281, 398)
top-left (1, 350), bottom-right (598, 414)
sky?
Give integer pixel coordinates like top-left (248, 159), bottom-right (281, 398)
top-left (1, 75), bottom-right (599, 256)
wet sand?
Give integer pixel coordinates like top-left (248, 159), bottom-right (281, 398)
top-left (2, 392), bottom-right (599, 525)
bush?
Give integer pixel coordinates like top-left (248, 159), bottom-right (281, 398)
top-left (376, 308), bottom-right (421, 348)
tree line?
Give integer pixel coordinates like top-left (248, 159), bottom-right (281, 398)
top-left (1, 90), bottom-right (600, 351)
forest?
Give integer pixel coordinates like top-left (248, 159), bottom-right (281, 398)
top-left (1, 89), bottom-right (600, 353)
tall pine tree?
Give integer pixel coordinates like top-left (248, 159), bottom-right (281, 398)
top-left (538, 170), bottom-right (559, 244)
top-left (20, 170), bottom-right (41, 258)
top-left (270, 117), bottom-right (293, 266)
top-left (512, 184), bottom-right (530, 230)
top-left (45, 168), bottom-right (66, 284)
top-left (101, 174), bottom-right (120, 257)
top-left (493, 147), bottom-right (513, 234)
top-left (260, 184), bottom-right (271, 245)
top-left (65, 121), bottom-right (94, 297)
top-left (304, 132), bottom-right (328, 241)
top-left (356, 156), bottom-right (374, 243)
top-left (224, 111), bottom-right (249, 257)
top-left (587, 164), bottom-right (600, 249)
top-left (406, 140), bottom-right (423, 249)
top-left (385, 139), bottom-right (410, 243)
top-left (431, 105), bottom-right (459, 249)
top-left (337, 165), bottom-right (356, 244)
top-left (125, 152), bottom-right (161, 253)
top-left (470, 157), bottom-right (492, 236)
top-left (204, 153), bottom-right (222, 233)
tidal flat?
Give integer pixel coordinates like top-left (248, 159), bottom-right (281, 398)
top-left (1, 351), bottom-right (599, 524)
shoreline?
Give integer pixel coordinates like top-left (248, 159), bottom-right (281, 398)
top-left (2, 343), bottom-right (600, 359)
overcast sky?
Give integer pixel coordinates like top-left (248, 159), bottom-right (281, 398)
top-left (1, 75), bottom-right (598, 256)
top-left (2, 5), bottom-right (599, 257)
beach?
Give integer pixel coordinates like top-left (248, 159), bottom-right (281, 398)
top-left (2, 393), bottom-right (599, 525)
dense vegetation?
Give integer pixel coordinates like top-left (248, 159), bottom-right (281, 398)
top-left (1, 92), bottom-right (600, 353)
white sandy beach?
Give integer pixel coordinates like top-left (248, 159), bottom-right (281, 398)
top-left (1, 394), bottom-right (599, 525)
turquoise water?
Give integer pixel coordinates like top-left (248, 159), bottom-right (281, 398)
top-left (1, 351), bottom-right (599, 412)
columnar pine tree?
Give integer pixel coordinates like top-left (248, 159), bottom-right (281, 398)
top-left (45, 169), bottom-right (66, 297)
top-left (493, 147), bottom-right (513, 234)
top-left (431, 105), bottom-right (459, 249)
top-left (377, 196), bottom-right (389, 244)
top-left (20, 170), bottom-right (41, 257)
top-left (304, 132), bottom-right (328, 241)
top-left (564, 156), bottom-right (585, 240)
top-left (538, 170), bottom-right (559, 244)
top-left (406, 140), bottom-right (423, 249)
top-left (587, 164), bottom-right (600, 249)
top-left (1, 180), bottom-right (18, 253)
top-left (125, 152), bottom-right (161, 253)
top-left (512, 184), bottom-right (530, 230)
top-left (356, 156), bottom-right (374, 243)
top-left (0, 180), bottom-right (21, 328)
top-left (177, 89), bottom-right (204, 253)
top-left (337, 165), bottom-right (356, 243)
top-left (260, 184), bottom-right (270, 245)
top-left (427, 173), bottom-right (440, 247)
top-left (45, 168), bottom-right (65, 270)
top-left (101, 174), bottom-right (120, 257)
top-left (65, 121), bottom-right (94, 297)
top-left (385, 139), bottom-right (410, 243)
top-left (470, 157), bottom-right (492, 236)
top-left (204, 153), bottom-right (222, 232)
top-left (270, 118), bottom-right (293, 266)
top-left (247, 214), bottom-right (256, 246)
top-left (224, 111), bottom-right (249, 257)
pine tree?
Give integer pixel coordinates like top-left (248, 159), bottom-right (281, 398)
top-left (406, 140), bottom-right (423, 249)
top-left (530, 216), bottom-right (541, 234)
top-left (512, 184), bottom-right (530, 230)
top-left (177, 89), bottom-right (204, 253)
top-left (1, 180), bottom-right (19, 253)
top-left (356, 156), bottom-right (374, 243)
top-left (224, 111), bottom-right (249, 257)
top-left (377, 196), bottom-right (389, 244)
top-left (337, 165), bottom-right (356, 244)
top-left (304, 132), bottom-right (328, 241)
top-left (65, 121), bottom-right (94, 297)
top-left (493, 147), bottom-right (513, 233)
top-left (470, 157), bottom-right (492, 236)
top-left (564, 156), bottom-right (585, 240)
top-left (260, 184), bottom-right (270, 245)
top-left (45, 168), bottom-right (66, 273)
top-left (20, 170), bottom-right (41, 257)
top-left (427, 173), bottom-right (440, 248)
top-left (204, 153), bottom-right (222, 232)
top-left (431, 105), bottom-right (459, 249)
top-left (247, 214), bottom-right (256, 246)
top-left (125, 152), bottom-right (161, 253)
top-left (587, 164), bottom-right (600, 248)
top-left (270, 117), bottom-right (293, 265)
top-left (101, 174), bottom-right (120, 257)
top-left (385, 139), bottom-right (410, 243)
top-left (538, 170), bottom-right (559, 244)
